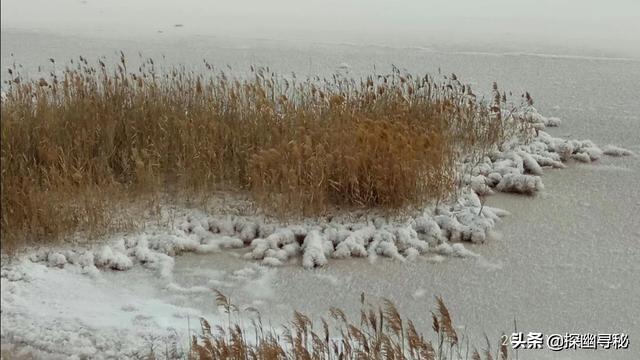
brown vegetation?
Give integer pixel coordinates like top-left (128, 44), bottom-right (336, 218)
top-left (1, 57), bottom-right (508, 250)
top-left (179, 291), bottom-right (509, 360)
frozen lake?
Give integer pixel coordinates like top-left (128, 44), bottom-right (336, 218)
top-left (1, 30), bottom-right (639, 359)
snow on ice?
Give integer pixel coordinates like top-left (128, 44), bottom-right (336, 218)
top-left (602, 144), bottom-right (635, 157)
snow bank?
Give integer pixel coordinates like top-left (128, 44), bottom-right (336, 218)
top-left (1, 260), bottom-right (197, 359)
top-left (16, 184), bottom-right (505, 276)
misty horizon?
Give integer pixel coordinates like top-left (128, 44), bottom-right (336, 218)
top-left (2, 0), bottom-right (640, 59)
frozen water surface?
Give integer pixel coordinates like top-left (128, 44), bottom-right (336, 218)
top-left (2, 30), bottom-right (640, 359)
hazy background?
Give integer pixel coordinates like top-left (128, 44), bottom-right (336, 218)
top-left (2, 0), bottom-right (640, 58)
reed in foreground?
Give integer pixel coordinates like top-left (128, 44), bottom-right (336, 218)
top-left (174, 291), bottom-right (509, 360)
top-left (1, 56), bottom-right (511, 250)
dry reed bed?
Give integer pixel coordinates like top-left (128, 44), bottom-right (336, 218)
top-left (178, 291), bottom-right (509, 360)
top-left (1, 56), bottom-right (509, 251)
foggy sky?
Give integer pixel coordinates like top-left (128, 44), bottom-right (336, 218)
top-left (2, 0), bottom-right (639, 58)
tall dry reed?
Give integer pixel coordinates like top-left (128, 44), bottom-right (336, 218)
top-left (1, 57), bottom-right (510, 250)
top-left (179, 291), bottom-right (509, 360)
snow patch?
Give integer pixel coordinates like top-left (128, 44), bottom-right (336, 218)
top-left (602, 145), bottom-right (635, 157)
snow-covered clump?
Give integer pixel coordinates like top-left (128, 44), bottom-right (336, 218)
top-left (333, 226), bottom-right (376, 259)
top-left (411, 215), bottom-right (445, 245)
top-left (514, 105), bottom-right (561, 128)
top-left (262, 257), bottom-right (284, 267)
top-left (95, 244), bottom-right (133, 271)
top-left (460, 106), bottom-right (631, 198)
top-left (513, 105), bottom-right (562, 130)
top-left (519, 151), bottom-right (544, 175)
top-left (18, 186), bottom-right (505, 273)
top-left (432, 191), bottom-right (497, 244)
top-left (602, 145), bottom-right (635, 157)
top-left (47, 252), bottom-right (67, 268)
top-left (496, 174), bottom-right (544, 194)
top-left (302, 230), bottom-right (330, 269)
